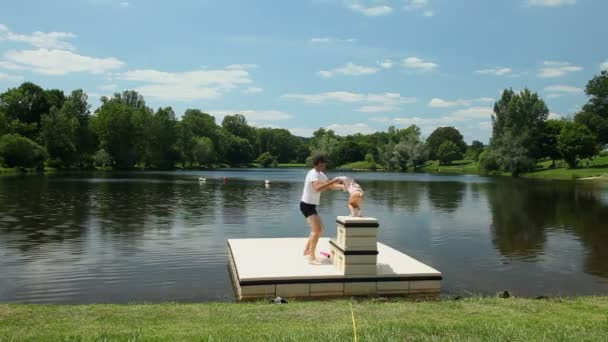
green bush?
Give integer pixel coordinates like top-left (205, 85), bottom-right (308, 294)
top-left (256, 152), bottom-right (277, 168)
top-left (0, 133), bottom-right (47, 169)
top-left (479, 149), bottom-right (499, 172)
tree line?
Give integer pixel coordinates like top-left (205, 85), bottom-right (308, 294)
top-left (0, 71), bottom-right (606, 174)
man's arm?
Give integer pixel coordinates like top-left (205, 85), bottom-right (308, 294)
top-left (312, 178), bottom-right (341, 192)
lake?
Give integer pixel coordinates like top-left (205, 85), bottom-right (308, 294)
top-left (0, 169), bottom-right (607, 303)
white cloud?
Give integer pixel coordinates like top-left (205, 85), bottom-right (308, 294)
top-left (547, 94), bottom-right (562, 98)
top-left (403, 57), bottom-right (438, 71)
top-left (478, 121), bottom-right (492, 130)
top-left (319, 62), bottom-right (379, 78)
top-left (405, 0), bottom-right (428, 10)
top-left (428, 97), bottom-right (494, 108)
top-left (2, 48), bottom-right (124, 75)
top-left (358, 105), bottom-right (398, 113)
top-left (544, 84), bottom-right (583, 94)
top-left (289, 127), bottom-right (315, 137)
top-left (98, 83), bottom-right (118, 92)
top-left (429, 98), bottom-right (471, 108)
top-left (120, 1), bottom-right (130, 7)
top-left (526, 0), bottom-right (576, 7)
top-left (347, 3), bottom-right (393, 16)
top-left (475, 67), bottom-right (513, 76)
top-left (537, 61), bottom-right (582, 78)
top-left (282, 91), bottom-right (416, 112)
top-left (120, 66), bottom-right (253, 100)
top-left (211, 110), bottom-right (292, 123)
top-left (225, 64), bottom-right (258, 70)
top-left (245, 87), bottom-right (263, 93)
top-left (404, 0), bottom-right (434, 15)
top-left (601, 59), bottom-right (608, 71)
top-left (0, 24), bottom-right (76, 50)
top-left (548, 112), bottom-right (563, 119)
top-left (326, 123), bottom-right (375, 135)
top-left (310, 37), bottom-right (356, 44)
top-left (377, 59), bottom-right (393, 69)
top-left (476, 97), bottom-right (495, 103)
top-left (0, 72), bottom-right (23, 81)
top-left (450, 106), bottom-right (493, 120)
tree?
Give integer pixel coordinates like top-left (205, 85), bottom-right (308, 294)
top-left (557, 122), bottom-right (599, 168)
top-left (493, 130), bottom-right (535, 177)
top-left (540, 119), bottom-right (565, 166)
top-left (583, 70), bottom-right (608, 119)
top-left (0, 82), bottom-right (62, 139)
top-left (0, 134), bottom-right (47, 169)
top-left (93, 149), bottom-right (112, 168)
top-left (256, 152), bottom-right (277, 167)
top-left (217, 130), bottom-right (254, 165)
top-left (426, 127), bottom-right (467, 160)
top-left (192, 137), bottom-right (214, 166)
top-left (40, 107), bottom-right (78, 167)
top-left (491, 88), bottom-right (549, 159)
top-left (575, 111), bottom-right (608, 146)
top-left (222, 114), bottom-right (255, 143)
top-left (436, 140), bottom-right (461, 165)
top-left (91, 90), bottom-right (153, 169)
top-left (483, 89), bottom-right (549, 176)
top-left (464, 140), bottom-right (484, 161)
top-left (147, 107), bottom-right (178, 169)
top-left (62, 89), bottom-right (95, 167)
top-left (333, 140), bottom-right (364, 166)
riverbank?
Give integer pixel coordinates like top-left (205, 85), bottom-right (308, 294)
top-left (1, 297), bottom-right (606, 341)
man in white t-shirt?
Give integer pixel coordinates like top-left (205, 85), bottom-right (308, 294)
top-left (300, 153), bottom-right (343, 265)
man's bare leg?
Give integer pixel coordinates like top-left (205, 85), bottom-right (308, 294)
top-left (306, 214), bottom-right (323, 264)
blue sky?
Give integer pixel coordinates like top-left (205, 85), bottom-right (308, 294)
top-left (0, 0), bottom-right (606, 143)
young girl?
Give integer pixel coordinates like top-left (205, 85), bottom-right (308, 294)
top-left (339, 177), bottom-right (364, 217)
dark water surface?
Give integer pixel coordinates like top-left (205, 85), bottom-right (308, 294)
top-left (1, 170), bottom-right (607, 303)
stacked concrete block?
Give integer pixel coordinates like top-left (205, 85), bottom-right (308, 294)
top-left (330, 216), bottom-right (379, 276)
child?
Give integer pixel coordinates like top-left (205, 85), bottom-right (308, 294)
top-left (339, 177), bottom-right (364, 217)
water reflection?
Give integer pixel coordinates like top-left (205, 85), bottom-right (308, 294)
top-left (485, 179), bottom-right (608, 277)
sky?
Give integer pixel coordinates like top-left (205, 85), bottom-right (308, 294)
top-left (0, 0), bottom-right (607, 143)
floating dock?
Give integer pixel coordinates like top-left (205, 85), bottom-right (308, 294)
top-left (227, 217), bottom-right (441, 300)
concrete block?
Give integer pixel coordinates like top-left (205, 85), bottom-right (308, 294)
top-left (345, 254), bottom-right (377, 265)
top-left (409, 280), bottom-right (441, 294)
top-left (241, 285), bottom-right (276, 298)
top-left (276, 284), bottom-right (310, 298)
top-left (310, 283), bottom-right (344, 297)
top-left (343, 264), bottom-right (377, 276)
top-left (344, 282), bottom-right (377, 296)
top-left (377, 281), bottom-right (410, 293)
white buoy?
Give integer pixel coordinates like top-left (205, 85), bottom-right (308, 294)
top-left (264, 180), bottom-right (270, 185)
top-left (199, 177), bottom-right (206, 182)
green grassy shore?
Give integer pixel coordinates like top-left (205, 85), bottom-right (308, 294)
top-left (1, 297), bottom-right (607, 341)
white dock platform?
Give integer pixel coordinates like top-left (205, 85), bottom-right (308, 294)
top-left (228, 238), bottom-right (442, 300)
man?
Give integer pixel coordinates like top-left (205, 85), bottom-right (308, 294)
top-left (300, 153), bottom-right (343, 265)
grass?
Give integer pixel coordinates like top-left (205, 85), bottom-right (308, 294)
top-left (0, 297), bottom-right (607, 341)
top-left (523, 155), bottom-right (608, 180)
top-left (420, 160), bottom-right (480, 175)
top-left (338, 161), bottom-right (380, 170)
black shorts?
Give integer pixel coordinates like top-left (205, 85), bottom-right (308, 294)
top-left (299, 201), bottom-right (318, 218)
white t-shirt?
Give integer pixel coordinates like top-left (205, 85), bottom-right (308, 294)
top-left (301, 168), bottom-right (328, 205)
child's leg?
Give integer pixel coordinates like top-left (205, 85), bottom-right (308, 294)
top-left (348, 203), bottom-right (356, 216)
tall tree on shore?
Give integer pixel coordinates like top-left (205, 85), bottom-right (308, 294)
top-left (484, 89), bottom-right (549, 176)
top-left (575, 71), bottom-right (608, 146)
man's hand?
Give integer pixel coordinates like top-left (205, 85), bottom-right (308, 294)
top-left (312, 177), bottom-right (341, 192)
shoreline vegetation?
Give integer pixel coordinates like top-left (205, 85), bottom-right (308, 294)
top-left (2, 156), bottom-right (608, 182)
top-left (1, 72), bottom-right (608, 180)
top-left (1, 297), bottom-right (607, 341)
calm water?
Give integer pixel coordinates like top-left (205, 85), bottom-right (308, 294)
top-left (0, 170), bottom-right (607, 303)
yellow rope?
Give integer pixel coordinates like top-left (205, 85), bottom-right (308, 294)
top-left (350, 302), bottom-right (358, 342)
